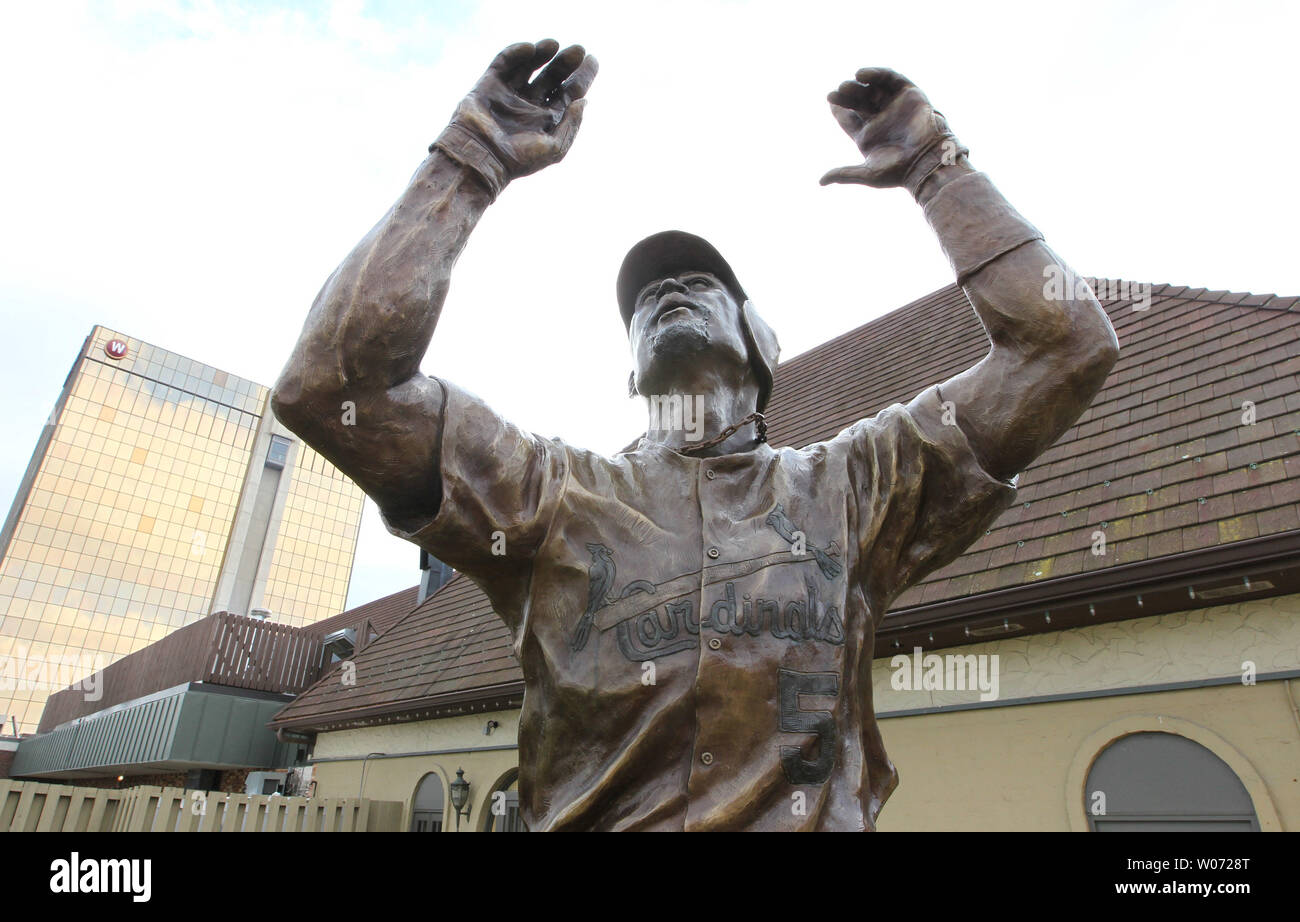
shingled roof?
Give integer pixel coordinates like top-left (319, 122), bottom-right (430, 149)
top-left (767, 283), bottom-right (1300, 606)
top-left (274, 573), bottom-right (522, 730)
top-left (309, 584), bottom-right (420, 640)
top-left (271, 281), bottom-right (1300, 732)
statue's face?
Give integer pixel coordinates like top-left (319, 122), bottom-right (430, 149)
top-left (628, 270), bottom-right (750, 396)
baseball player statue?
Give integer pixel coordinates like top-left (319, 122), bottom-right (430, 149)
top-left (273, 40), bottom-right (1119, 830)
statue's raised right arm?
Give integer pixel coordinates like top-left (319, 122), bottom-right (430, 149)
top-left (271, 40), bottom-right (596, 530)
top-left (821, 67), bottom-right (1120, 484)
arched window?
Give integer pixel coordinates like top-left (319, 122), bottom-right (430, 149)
top-left (410, 772), bottom-right (446, 832)
top-left (1085, 732), bottom-right (1259, 831)
top-left (487, 770), bottom-right (528, 833)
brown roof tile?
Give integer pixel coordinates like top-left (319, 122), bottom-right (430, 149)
top-left (309, 585), bottom-right (420, 640)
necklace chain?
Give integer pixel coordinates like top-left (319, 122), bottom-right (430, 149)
top-left (675, 412), bottom-right (768, 455)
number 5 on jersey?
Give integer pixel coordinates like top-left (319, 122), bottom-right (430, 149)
top-left (778, 668), bottom-right (840, 784)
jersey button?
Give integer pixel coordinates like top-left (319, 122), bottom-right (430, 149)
top-left (705, 469), bottom-right (716, 480)
top-left (700, 752), bottom-right (714, 766)
top-left (708, 638), bottom-right (722, 650)
top-left (707, 546), bottom-right (720, 559)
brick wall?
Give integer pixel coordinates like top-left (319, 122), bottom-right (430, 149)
top-left (218, 769), bottom-right (252, 794)
top-left (7, 766), bottom-right (258, 792)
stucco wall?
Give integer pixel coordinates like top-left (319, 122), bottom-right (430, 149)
top-left (874, 679), bottom-right (1298, 830)
top-left (311, 708), bottom-right (521, 831)
top-left (873, 592), bottom-right (1300, 712)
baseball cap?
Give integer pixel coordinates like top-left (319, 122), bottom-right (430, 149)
top-left (616, 230), bottom-right (748, 330)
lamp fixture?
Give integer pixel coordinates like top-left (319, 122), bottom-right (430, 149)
top-left (450, 768), bottom-right (471, 830)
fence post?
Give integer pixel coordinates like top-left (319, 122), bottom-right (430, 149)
top-left (11, 782), bottom-right (48, 833)
top-left (197, 792), bottom-right (225, 832)
top-left (60, 788), bottom-right (90, 832)
top-left (86, 789), bottom-right (116, 832)
top-left (263, 798), bottom-right (286, 833)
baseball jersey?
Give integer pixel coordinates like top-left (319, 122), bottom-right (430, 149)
top-left (383, 377), bottom-right (1017, 831)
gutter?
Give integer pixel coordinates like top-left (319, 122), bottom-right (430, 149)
top-left (879, 528), bottom-right (1300, 637)
top-left (268, 680), bottom-right (525, 733)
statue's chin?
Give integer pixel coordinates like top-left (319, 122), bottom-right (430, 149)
top-left (640, 319), bottom-right (711, 391)
top-left (652, 317), bottom-right (710, 355)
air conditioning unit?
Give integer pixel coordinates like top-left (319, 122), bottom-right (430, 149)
top-left (244, 770), bottom-right (287, 796)
top-left (249, 608), bottom-right (272, 620)
top-left (323, 627), bottom-right (356, 662)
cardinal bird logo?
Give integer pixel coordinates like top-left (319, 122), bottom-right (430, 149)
top-left (570, 543), bottom-right (654, 652)
top-left (766, 503), bottom-right (842, 580)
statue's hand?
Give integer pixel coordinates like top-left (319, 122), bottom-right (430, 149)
top-left (819, 68), bottom-right (959, 190)
top-left (443, 40), bottom-right (597, 183)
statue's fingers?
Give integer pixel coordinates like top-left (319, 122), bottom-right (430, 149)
top-left (828, 102), bottom-right (865, 136)
top-left (488, 42), bottom-right (537, 77)
top-left (819, 164), bottom-right (872, 186)
top-left (552, 97), bottom-right (587, 155)
top-left (505, 38), bottom-right (559, 87)
top-left (854, 67), bottom-right (911, 94)
top-left (553, 54), bottom-right (598, 106)
top-left (830, 80), bottom-right (873, 110)
top-left (529, 43), bottom-right (585, 101)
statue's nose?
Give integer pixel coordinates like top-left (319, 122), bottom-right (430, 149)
top-left (655, 277), bottom-right (687, 298)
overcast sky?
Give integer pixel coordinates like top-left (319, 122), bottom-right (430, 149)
top-left (2, 0), bottom-right (1297, 612)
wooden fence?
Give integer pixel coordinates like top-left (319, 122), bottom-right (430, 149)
top-left (0, 780), bottom-right (402, 832)
top-left (38, 611), bottom-right (329, 732)
top-left (207, 613), bottom-right (327, 694)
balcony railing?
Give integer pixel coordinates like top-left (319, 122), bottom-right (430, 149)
top-left (37, 611), bottom-right (329, 733)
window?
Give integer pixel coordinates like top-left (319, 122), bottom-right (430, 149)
top-left (266, 436), bottom-right (291, 470)
top-left (411, 773), bottom-right (445, 833)
top-left (1085, 732), bottom-right (1259, 831)
top-left (488, 771), bottom-right (528, 833)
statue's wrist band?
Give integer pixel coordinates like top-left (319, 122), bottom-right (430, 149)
top-left (923, 171), bottom-right (1044, 283)
top-left (903, 133), bottom-right (968, 198)
top-left (430, 123), bottom-right (509, 201)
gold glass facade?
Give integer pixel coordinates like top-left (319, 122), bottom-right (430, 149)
top-left (0, 327), bottom-right (364, 732)
top-left (262, 440), bottom-right (364, 626)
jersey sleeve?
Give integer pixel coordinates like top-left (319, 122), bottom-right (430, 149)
top-left (378, 377), bottom-right (568, 623)
top-left (841, 383), bottom-right (1017, 612)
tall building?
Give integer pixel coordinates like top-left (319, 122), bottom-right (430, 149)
top-left (0, 326), bottom-right (365, 732)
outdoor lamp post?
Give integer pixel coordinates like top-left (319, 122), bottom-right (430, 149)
top-left (450, 768), bottom-right (471, 830)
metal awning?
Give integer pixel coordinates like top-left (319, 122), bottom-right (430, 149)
top-left (12, 683), bottom-right (301, 779)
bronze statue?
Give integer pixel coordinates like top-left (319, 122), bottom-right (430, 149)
top-left (273, 40), bottom-right (1119, 830)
